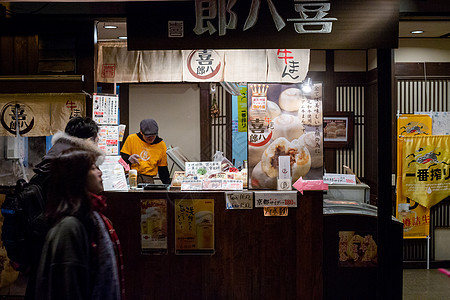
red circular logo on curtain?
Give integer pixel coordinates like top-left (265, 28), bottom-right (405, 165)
top-left (187, 50), bottom-right (222, 80)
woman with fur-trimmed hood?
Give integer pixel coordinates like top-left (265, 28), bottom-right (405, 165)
top-left (25, 117), bottom-right (120, 300)
top-left (32, 117), bottom-right (104, 180)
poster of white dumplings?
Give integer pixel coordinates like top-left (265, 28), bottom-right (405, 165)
top-left (248, 83), bottom-right (323, 189)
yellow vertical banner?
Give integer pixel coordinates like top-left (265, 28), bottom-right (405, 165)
top-left (175, 199), bottom-right (214, 254)
top-left (396, 114), bottom-right (432, 238)
top-left (402, 135), bottom-right (450, 208)
top-left (237, 86), bottom-right (248, 132)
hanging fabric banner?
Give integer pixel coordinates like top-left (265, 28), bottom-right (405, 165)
top-left (97, 43), bottom-right (310, 84)
top-left (396, 114), bottom-right (432, 238)
top-left (50, 94), bottom-right (86, 133)
top-left (140, 50), bottom-right (183, 82)
top-left (267, 49), bottom-right (309, 83)
top-left (223, 50), bottom-right (267, 82)
top-left (0, 93), bottom-right (85, 137)
top-left (402, 135), bottom-right (450, 209)
top-left (182, 50), bottom-right (225, 82)
top-left (97, 42), bottom-right (141, 83)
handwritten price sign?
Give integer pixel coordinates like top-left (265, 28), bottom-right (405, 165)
top-left (225, 192), bottom-right (253, 209)
top-left (264, 207), bottom-right (288, 217)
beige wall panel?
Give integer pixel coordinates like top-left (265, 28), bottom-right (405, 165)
top-left (129, 84), bottom-right (201, 164)
top-left (396, 39), bottom-right (450, 62)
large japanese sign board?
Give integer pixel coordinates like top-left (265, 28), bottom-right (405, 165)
top-left (127, 0), bottom-right (398, 50)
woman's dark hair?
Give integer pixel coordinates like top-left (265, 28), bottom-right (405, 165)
top-left (46, 149), bottom-right (98, 225)
top-left (64, 117), bottom-right (99, 140)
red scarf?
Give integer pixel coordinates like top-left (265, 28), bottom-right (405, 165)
top-left (90, 193), bottom-right (126, 300)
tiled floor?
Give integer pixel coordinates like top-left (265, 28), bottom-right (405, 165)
top-left (403, 269), bottom-right (450, 300)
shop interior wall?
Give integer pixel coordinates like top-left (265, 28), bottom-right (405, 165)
top-left (128, 83), bottom-right (201, 171)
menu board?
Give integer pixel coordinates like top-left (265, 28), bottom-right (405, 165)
top-left (98, 125), bottom-right (119, 155)
top-left (93, 94), bottom-right (119, 125)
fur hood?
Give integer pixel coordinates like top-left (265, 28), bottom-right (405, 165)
top-left (50, 131), bottom-right (106, 166)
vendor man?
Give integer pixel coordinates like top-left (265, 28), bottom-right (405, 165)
top-left (120, 118), bottom-right (171, 184)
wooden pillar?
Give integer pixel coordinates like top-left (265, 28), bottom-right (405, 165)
top-left (200, 83), bottom-right (212, 161)
top-left (376, 48), bottom-right (394, 299)
top-left (324, 50), bottom-right (337, 172)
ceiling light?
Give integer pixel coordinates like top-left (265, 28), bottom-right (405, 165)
top-left (104, 25), bottom-right (118, 29)
top-left (302, 78), bottom-right (312, 93)
top-left (117, 36), bottom-right (127, 40)
top-left (411, 30), bottom-right (424, 34)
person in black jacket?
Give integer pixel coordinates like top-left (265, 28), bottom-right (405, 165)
top-left (35, 149), bottom-right (122, 300)
top-left (25, 117), bottom-right (104, 300)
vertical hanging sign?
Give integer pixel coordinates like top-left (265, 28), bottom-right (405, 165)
top-left (396, 114), bottom-right (432, 238)
top-left (237, 86), bottom-right (247, 132)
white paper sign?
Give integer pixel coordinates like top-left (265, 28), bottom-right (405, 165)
top-left (225, 192), bottom-right (253, 209)
top-left (180, 180), bottom-right (203, 191)
top-left (93, 94), bottom-right (119, 125)
top-left (98, 125), bottom-right (119, 155)
top-left (278, 156), bottom-right (291, 180)
top-left (254, 191), bottom-right (298, 207)
top-left (221, 179), bottom-right (243, 191)
top-left (99, 156), bottom-right (128, 191)
top-left (323, 173), bottom-right (356, 185)
top-left (185, 162), bottom-right (221, 176)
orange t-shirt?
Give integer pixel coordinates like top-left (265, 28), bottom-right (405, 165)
top-left (120, 134), bottom-right (167, 176)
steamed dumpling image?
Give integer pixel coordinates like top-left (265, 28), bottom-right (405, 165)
top-left (261, 137), bottom-right (291, 178)
top-left (271, 114), bottom-right (304, 142)
top-left (248, 142), bottom-right (271, 169)
top-left (289, 138), bottom-right (312, 181)
top-left (266, 100), bottom-right (282, 122)
top-left (250, 161), bottom-right (277, 189)
top-left (298, 99), bottom-right (323, 126)
top-left (260, 137), bottom-right (311, 184)
top-left (298, 132), bottom-right (323, 168)
top-left (278, 88), bottom-right (307, 112)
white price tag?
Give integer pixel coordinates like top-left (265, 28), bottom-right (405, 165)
top-left (225, 192), bottom-right (253, 209)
